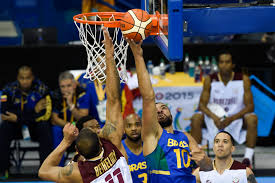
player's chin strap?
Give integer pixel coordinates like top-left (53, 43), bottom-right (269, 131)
top-left (85, 148), bottom-right (105, 162)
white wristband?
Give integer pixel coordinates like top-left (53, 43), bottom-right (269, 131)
top-left (69, 104), bottom-right (75, 111)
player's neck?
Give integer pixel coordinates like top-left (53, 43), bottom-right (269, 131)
top-left (214, 157), bottom-right (233, 174)
top-left (164, 125), bottom-right (174, 134)
top-left (125, 138), bottom-right (142, 155)
top-left (218, 71), bottom-right (234, 85)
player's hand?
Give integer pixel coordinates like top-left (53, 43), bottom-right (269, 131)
top-left (64, 92), bottom-right (73, 106)
top-left (63, 123), bottom-right (79, 145)
top-left (35, 98), bottom-right (47, 113)
top-left (190, 147), bottom-right (207, 165)
top-left (2, 111), bottom-right (18, 122)
top-left (212, 116), bottom-right (223, 130)
top-left (221, 116), bottom-right (233, 129)
top-left (102, 27), bottom-right (114, 58)
top-left (126, 38), bottom-right (143, 57)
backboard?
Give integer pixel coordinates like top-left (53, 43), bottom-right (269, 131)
top-left (142, 0), bottom-right (275, 62)
top-left (142, 0), bottom-right (184, 62)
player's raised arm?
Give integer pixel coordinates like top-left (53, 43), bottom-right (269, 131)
top-left (127, 39), bottom-right (162, 156)
top-left (38, 123), bottom-right (81, 183)
top-left (99, 28), bottom-right (125, 155)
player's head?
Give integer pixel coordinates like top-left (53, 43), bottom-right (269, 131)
top-left (213, 131), bottom-right (235, 160)
top-left (17, 66), bottom-right (34, 91)
top-left (58, 71), bottom-right (77, 97)
top-left (77, 115), bottom-right (101, 135)
top-left (218, 50), bottom-right (235, 75)
top-left (76, 128), bottom-right (102, 159)
top-left (124, 113), bottom-right (142, 142)
top-left (156, 102), bottom-right (173, 128)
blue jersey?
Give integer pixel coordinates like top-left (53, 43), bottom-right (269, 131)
top-left (122, 140), bottom-right (148, 183)
top-left (144, 130), bottom-right (195, 183)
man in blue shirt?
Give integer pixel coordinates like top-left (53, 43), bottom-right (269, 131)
top-left (0, 66), bottom-right (53, 179)
top-left (51, 71), bottom-right (89, 166)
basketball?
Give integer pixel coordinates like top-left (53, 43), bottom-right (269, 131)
top-left (120, 9), bottom-right (152, 42)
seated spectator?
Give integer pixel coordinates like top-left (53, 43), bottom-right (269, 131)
top-left (192, 131), bottom-right (256, 183)
top-left (190, 50), bottom-right (258, 168)
top-left (51, 71), bottom-right (89, 166)
top-left (0, 66), bottom-right (53, 179)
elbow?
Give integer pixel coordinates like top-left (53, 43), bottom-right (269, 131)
top-left (142, 91), bottom-right (155, 102)
top-left (38, 168), bottom-right (47, 180)
top-left (247, 103), bottom-right (254, 113)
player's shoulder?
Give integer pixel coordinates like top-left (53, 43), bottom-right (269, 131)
top-left (233, 72), bottom-right (244, 81)
top-left (76, 86), bottom-right (87, 98)
top-left (3, 81), bottom-right (19, 92)
top-left (209, 72), bottom-right (219, 82)
top-left (230, 160), bottom-right (247, 170)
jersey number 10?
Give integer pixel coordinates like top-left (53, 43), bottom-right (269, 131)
top-left (173, 149), bottom-right (191, 168)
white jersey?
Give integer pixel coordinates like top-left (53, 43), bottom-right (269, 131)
top-left (91, 157), bottom-right (132, 183)
top-left (199, 160), bottom-right (247, 183)
top-left (200, 169), bottom-right (247, 183)
top-left (202, 72), bottom-right (246, 147)
top-left (209, 72), bottom-right (245, 116)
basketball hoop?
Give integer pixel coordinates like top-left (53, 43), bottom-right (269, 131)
top-left (73, 11), bottom-right (163, 83)
top-left (74, 12), bottom-right (129, 83)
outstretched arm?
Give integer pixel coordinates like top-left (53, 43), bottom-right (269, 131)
top-left (127, 39), bottom-right (162, 156)
top-left (38, 123), bottom-right (81, 183)
top-left (99, 28), bottom-right (126, 156)
top-left (185, 132), bottom-right (213, 171)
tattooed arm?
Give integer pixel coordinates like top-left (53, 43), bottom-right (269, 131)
top-left (39, 123), bottom-right (82, 183)
top-left (99, 28), bottom-right (126, 158)
top-left (246, 167), bottom-right (257, 183)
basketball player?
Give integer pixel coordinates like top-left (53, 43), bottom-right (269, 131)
top-left (67, 115), bottom-right (102, 163)
top-left (190, 50), bottom-right (258, 168)
top-left (193, 131), bottom-right (257, 183)
top-left (126, 39), bottom-right (212, 183)
top-left (76, 115), bottom-right (101, 134)
top-left (38, 28), bottom-right (132, 183)
top-left (122, 113), bottom-right (148, 183)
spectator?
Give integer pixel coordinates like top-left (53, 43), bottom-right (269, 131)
top-left (0, 66), bottom-right (53, 179)
top-left (51, 71), bottom-right (89, 166)
top-left (193, 131), bottom-right (256, 183)
top-left (190, 50), bottom-right (258, 168)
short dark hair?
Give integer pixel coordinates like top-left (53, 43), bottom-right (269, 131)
top-left (214, 131), bottom-right (235, 146)
top-left (76, 115), bottom-right (96, 131)
top-left (18, 65), bottom-right (33, 74)
top-left (217, 49), bottom-right (236, 64)
top-left (76, 128), bottom-right (101, 159)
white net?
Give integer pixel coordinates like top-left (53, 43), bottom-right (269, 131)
top-left (74, 15), bottom-right (129, 83)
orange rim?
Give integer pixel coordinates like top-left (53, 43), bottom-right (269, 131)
top-left (73, 12), bottom-right (125, 27)
top-left (73, 11), bottom-right (168, 35)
